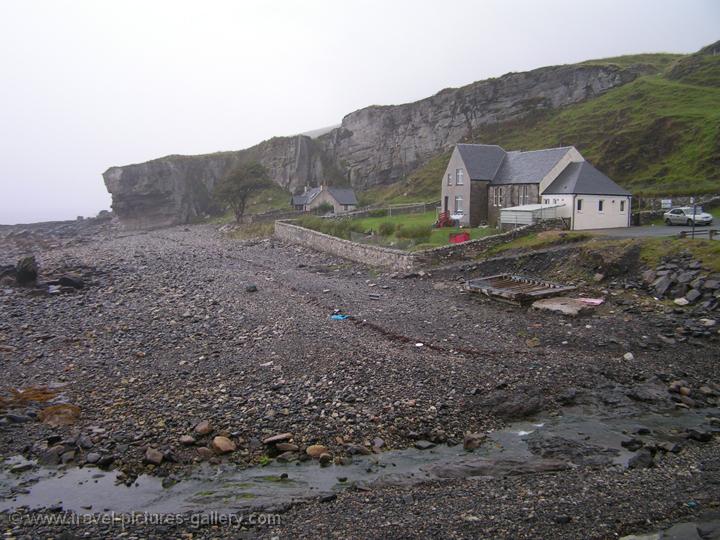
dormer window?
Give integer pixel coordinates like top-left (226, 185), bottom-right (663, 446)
top-left (455, 169), bottom-right (464, 185)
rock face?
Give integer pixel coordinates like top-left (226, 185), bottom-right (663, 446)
top-left (104, 62), bottom-right (650, 227)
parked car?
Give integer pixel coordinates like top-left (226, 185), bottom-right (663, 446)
top-left (663, 206), bottom-right (713, 226)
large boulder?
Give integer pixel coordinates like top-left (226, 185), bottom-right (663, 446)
top-left (15, 256), bottom-right (38, 285)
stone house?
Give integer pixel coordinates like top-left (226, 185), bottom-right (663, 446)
top-left (292, 185), bottom-right (359, 214)
top-left (441, 144), bottom-right (631, 230)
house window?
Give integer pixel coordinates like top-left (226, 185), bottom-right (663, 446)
top-left (454, 195), bottom-right (464, 214)
top-left (620, 200), bottom-right (625, 212)
top-left (522, 185), bottom-right (528, 205)
top-left (577, 199), bottom-right (583, 212)
top-left (455, 169), bottom-right (464, 185)
top-left (447, 173), bottom-right (452, 186)
top-left (498, 188), bottom-right (503, 207)
top-left (544, 198), bottom-right (549, 204)
top-left (598, 200), bottom-right (604, 212)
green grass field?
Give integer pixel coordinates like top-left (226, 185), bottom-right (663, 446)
top-left (297, 210), bottom-right (497, 251)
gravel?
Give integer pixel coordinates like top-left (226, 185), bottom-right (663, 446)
top-left (0, 223), bottom-right (718, 538)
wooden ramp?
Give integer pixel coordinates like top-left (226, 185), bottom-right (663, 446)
top-left (466, 274), bottom-right (576, 305)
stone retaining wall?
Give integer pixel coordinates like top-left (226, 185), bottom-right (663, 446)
top-left (274, 220), bottom-right (416, 271)
top-left (274, 219), bottom-right (561, 270)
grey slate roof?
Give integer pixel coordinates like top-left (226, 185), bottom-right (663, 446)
top-left (327, 187), bottom-right (358, 205)
top-left (493, 147), bottom-right (573, 185)
top-left (292, 186), bottom-right (358, 206)
top-left (456, 144), bottom-right (506, 180)
top-left (543, 161), bottom-right (631, 196)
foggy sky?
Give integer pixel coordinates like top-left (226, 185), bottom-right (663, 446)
top-left (0, 0), bottom-right (718, 224)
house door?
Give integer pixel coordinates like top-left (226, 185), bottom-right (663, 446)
top-left (444, 196), bottom-right (448, 213)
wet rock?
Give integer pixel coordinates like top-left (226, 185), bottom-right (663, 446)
top-left (85, 452), bottom-right (101, 464)
top-left (655, 441), bottom-right (682, 453)
top-left (60, 450), bottom-right (76, 464)
top-left (686, 428), bottom-right (713, 442)
top-left (621, 438), bottom-right (644, 452)
top-left (58, 275), bottom-right (84, 289)
top-left (276, 451), bottom-right (296, 463)
top-left (318, 452), bottom-right (333, 466)
top-left (463, 433), bottom-right (486, 451)
top-left (196, 447), bottom-right (214, 460)
top-left (372, 437), bottom-right (385, 449)
top-left (485, 390), bottom-right (545, 420)
top-left (5, 413), bottom-right (32, 423)
top-left (38, 445), bottom-right (65, 466)
top-left (245, 284), bottom-right (258, 293)
top-left (527, 434), bottom-right (619, 466)
top-left (668, 380), bottom-right (688, 394)
top-left (76, 434), bottom-right (93, 449)
top-left (414, 440), bottom-right (436, 450)
top-left (179, 435), bottom-right (196, 446)
top-left (346, 444), bottom-right (371, 456)
top-left (194, 420), bottom-right (212, 435)
top-left (144, 447), bottom-right (164, 465)
top-left (627, 448), bottom-right (654, 469)
top-left (10, 463), bottom-right (34, 474)
top-left (558, 388), bottom-right (578, 405)
top-left (97, 455), bottom-right (115, 469)
top-left (276, 442), bottom-right (299, 452)
top-left (211, 436), bottom-right (236, 454)
top-left (306, 444), bottom-right (329, 458)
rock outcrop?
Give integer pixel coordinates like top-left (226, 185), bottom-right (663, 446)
top-left (104, 62), bottom-right (652, 227)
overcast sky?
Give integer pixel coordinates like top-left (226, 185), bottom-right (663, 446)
top-left (0, 0), bottom-right (717, 224)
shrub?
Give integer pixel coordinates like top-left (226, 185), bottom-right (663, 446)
top-left (315, 202), bottom-right (334, 215)
top-left (367, 209), bottom-right (388, 218)
top-left (378, 222), bottom-right (395, 236)
top-left (395, 223), bottom-right (431, 242)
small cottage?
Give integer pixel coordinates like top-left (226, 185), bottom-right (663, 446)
top-left (292, 185), bottom-right (358, 214)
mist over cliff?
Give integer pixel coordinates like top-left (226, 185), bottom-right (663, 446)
top-left (104, 61), bottom-right (653, 227)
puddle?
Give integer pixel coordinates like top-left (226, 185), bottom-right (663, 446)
top-left (0, 406), bottom-right (716, 514)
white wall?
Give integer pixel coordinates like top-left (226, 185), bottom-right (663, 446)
top-left (572, 195), bottom-right (631, 230)
top-left (538, 147), bottom-right (583, 194)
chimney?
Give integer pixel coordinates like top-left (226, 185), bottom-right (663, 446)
top-left (303, 185), bottom-right (307, 194)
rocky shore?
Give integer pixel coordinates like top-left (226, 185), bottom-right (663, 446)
top-left (0, 224), bottom-right (718, 538)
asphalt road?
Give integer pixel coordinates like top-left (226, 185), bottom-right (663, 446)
top-left (586, 223), bottom-right (718, 239)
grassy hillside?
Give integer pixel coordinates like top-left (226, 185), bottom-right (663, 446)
top-left (365, 45), bottom-right (720, 203)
